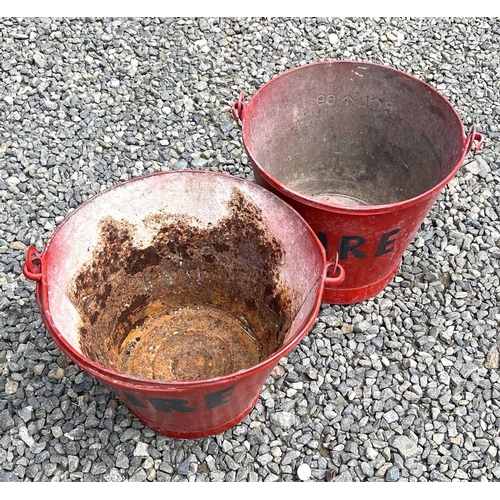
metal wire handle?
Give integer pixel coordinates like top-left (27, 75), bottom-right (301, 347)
top-left (231, 92), bottom-right (246, 126)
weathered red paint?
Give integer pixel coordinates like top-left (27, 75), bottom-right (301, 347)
top-left (23, 170), bottom-right (344, 439)
top-left (234, 60), bottom-right (483, 304)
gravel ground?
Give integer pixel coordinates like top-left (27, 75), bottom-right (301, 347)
top-left (1, 17), bottom-right (499, 482)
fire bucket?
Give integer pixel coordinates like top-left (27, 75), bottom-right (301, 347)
top-left (233, 60), bottom-right (483, 304)
top-left (23, 170), bottom-right (344, 439)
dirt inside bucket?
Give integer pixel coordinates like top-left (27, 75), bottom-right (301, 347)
top-left (69, 189), bottom-right (294, 382)
top-left (119, 303), bottom-right (262, 381)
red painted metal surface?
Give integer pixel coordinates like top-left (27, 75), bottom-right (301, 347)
top-left (23, 170), bottom-right (344, 439)
top-left (234, 60), bottom-right (483, 304)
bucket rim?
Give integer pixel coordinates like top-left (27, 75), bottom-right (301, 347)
top-left (31, 169), bottom-right (328, 390)
top-left (241, 59), bottom-right (473, 215)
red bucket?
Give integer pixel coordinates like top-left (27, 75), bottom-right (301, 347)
top-left (23, 170), bottom-right (344, 439)
top-left (233, 60), bottom-right (483, 304)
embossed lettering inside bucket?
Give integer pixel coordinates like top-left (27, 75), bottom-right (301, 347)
top-left (23, 170), bottom-right (344, 439)
top-left (233, 60), bottom-right (483, 304)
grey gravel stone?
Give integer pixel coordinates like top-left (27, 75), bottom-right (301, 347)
top-left (0, 472), bottom-right (20, 482)
top-left (32, 51), bottom-right (46, 68)
top-left (17, 406), bottom-right (33, 423)
top-left (129, 468), bottom-right (148, 482)
top-left (389, 435), bottom-right (419, 460)
top-left (68, 456), bottom-right (79, 473)
top-left (460, 362), bottom-right (478, 378)
top-left (4, 381), bottom-right (18, 394)
top-left (360, 461), bottom-right (374, 478)
top-left (430, 470), bottom-right (451, 482)
top-left (328, 33), bottom-right (339, 46)
top-left (104, 469), bottom-right (124, 482)
top-left (336, 471), bottom-right (353, 482)
top-left (492, 466), bottom-right (500, 479)
top-left (133, 442), bottom-right (149, 458)
top-left (116, 452), bottom-right (129, 469)
top-left (177, 458), bottom-right (191, 476)
top-left (383, 410), bottom-right (399, 423)
top-left (297, 463), bottom-right (311, 481)
top-left (0, 410), bottom-right (15, 432)
top-left (220, 122), bottom-right (234, 133)
top-left (485, 346), bottom-right (500, 369)
top-left (385, 466), bottom-right (400, 482)
top-left (172, 159), bottom-right (188, 170)
top-left (270, 411), bottom-right (297, 429)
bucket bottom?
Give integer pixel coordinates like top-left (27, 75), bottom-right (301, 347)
top-left (119, 303), bottom-right (263, 381)
top-left (309, 192), bottom-right (370, 207)
top-left (322, 260), bottom-right (400, 304)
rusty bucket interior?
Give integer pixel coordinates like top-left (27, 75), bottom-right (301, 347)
top-left (42, 171), bottom-right (325, 382)
top-left (244, 61), bottom-right (466, 206)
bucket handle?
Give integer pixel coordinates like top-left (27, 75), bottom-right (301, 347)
top-left (231, 92), bottom-right (246, 126)
top-left (465, 126), bottom-right (484, 154)
top-left (325, 252), bottom-right (346, 287)
top-left (23, 246), bottom-right (43, 282)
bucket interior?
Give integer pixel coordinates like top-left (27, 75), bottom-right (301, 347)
top-left (43, 172), bottom-right (324, 382)
top-left (245, 61), bottom-right (465, 206)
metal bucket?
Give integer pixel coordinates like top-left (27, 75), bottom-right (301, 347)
top-left (233, 60), bottom-right (483, 304)
top-left (23, 170), bottom-right (344, 439)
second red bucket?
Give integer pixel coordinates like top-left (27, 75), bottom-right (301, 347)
top-left (233, 60), bottom-right (483, 304)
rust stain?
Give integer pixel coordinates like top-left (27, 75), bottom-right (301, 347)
top-left (69, 188), bottom-right (293, 382)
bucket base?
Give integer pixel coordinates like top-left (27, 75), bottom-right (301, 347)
top-left (118, 303), bottom-right (263, 382)
top-left (128, 390), bottom-right (262, 440)
top-left (322, 261), bottom-right (400, 305)
top-left (309, 192), bottom-right (370, 207)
